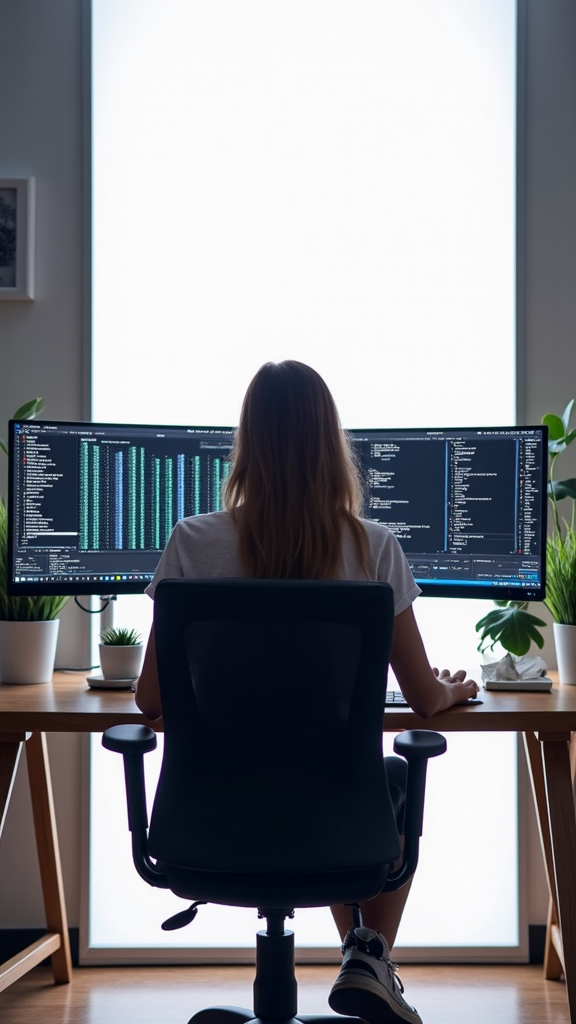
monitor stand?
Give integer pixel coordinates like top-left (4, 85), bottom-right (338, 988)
top-left (98, 594), bottom-right (117, 633)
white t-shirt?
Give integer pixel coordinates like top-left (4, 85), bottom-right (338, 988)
top-left (146, 510), bottom-right (421, 616)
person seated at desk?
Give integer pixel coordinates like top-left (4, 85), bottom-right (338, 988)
top-left (136, 360), bottom-right (479, 1024)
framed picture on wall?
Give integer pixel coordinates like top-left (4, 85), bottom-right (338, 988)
top-left (0, 177), bottom-right (35, 300)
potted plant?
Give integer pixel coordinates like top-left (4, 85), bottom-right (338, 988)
top-left (0, 399), bottom-right (70, 683)
top-left (541, 400), bottom-right (576, 684)
top-left (99, 626), bottom-right (143, 681)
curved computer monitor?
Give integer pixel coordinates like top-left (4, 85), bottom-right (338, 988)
top-left (349, 425), bottom-right (548, 600)
top-left (8, 419), bottom-right (235, 596)
top-left (8, 419), bottom-right (547, 602)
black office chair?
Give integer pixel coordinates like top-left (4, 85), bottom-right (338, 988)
top-left (103, 578), bottom-right (446, 1024)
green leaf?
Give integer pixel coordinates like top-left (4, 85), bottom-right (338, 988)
top-left (0, 439), bottom-right (7, 456)
top-left (549, 428), bottom-right (576, 455)
top-left (549, 478), bottom-right (576, 501)
top-left (12, 398), bottom-right (45, 421)
top-left (543, 413), bottom-right (565, 442)
top-left (562, 399), bottom-right (575, 433)
top-left (524, 623), bottom-right (545, 649)
top-left (549, 439), bottom-right (569, 454)
top-left (475, 604), bottom-right (546, 656)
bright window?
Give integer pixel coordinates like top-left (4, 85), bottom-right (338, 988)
top-left (86, 0), bottom-right (521, 962)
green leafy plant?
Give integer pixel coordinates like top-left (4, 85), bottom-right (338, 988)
top-left (0, 400), bottom-right (70, 621)
top-left (542, 399), bottom-right (576, 625)
top-left (0, 398), bottom-right (45, 455)
top-left (100, 626), bottom-right (142, 646)
top-left (475, 399), bottom-right (576, 655)
top-left (546, 528), bottom-right (576, 623)
top-left (475, 600), bottom-right (546, 658)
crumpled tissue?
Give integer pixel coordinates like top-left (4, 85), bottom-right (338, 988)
top-left (481, 652), bottom-right (548, 681)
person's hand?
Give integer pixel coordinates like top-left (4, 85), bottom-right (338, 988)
top-left (433, 667), bottom-right (480, 701)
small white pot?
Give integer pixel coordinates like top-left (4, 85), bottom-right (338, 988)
top-left (0, 620), bottom-right (60, 684)
top-left (99, 644), bottom-right (144, 681)
top-left (553, 622), bottom-right (576, 686)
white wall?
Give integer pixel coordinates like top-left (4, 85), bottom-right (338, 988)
top-left (1, 0), bottom-right (575, 933)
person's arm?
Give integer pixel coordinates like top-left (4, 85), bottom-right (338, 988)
top-left (390, 604), bottom-right (479, 718)
top-left (134, 625), bottom-right (163, 722)
top-left (134, 520), bottom-right (187, 722)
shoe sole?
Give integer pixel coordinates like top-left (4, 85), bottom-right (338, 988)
top-left (329, 975), bottom-right (422, 1024)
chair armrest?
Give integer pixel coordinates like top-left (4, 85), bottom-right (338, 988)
top-left (393, 729), bottom-right (447, 762)
top-left (382, 729), bottom-right (447, 892)
top-left (102, 725), bottom-right (169, 888)
top-left (393, 730), bottom-right (446, 837)
top-left (103, 723), bottom-right (158, 756)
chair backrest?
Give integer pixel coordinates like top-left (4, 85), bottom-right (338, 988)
top-left (148, 579), bottom-right (399, 878)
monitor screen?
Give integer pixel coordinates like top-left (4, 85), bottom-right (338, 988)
top-left (8, 420), bottom-right (234, 596)
top-left (349, 425), bottom-right (548, 600)
top-left (8, 419), bottom-right (548, 602)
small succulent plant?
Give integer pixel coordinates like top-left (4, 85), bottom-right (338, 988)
top-left (99, 626), bottom-right (142, 646)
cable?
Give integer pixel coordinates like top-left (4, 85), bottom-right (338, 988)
top-left (74, 595), bottom-right (116, 614)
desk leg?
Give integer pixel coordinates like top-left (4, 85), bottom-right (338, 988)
top-left (25, 731), bottom-right (72, 984)
top-left (540, 732), bottom-right (576, 1024)
top-left (0, 735), bottom-right (26, 840)
top-left (0, 731), bottom-right (68, 993)
top-left (523, 731), bottom-right (564, 979)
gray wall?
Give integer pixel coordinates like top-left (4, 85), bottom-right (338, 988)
top-left (524, 1), bottom-right (576, 426)
top-left (0, 0), bottom-right (87, 929)
top-left (1, 0), bottom-right (575, 933)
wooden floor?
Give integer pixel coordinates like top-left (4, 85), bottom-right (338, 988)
top-left (0, 963), bottom-right (570, 1024)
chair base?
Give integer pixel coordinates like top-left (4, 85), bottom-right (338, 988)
top-left (188, 1011), bottom-right (361, 1024)
top-left (187, 915), bottom-right (362, 1024)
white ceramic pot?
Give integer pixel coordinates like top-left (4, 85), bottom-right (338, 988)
top-left (0, 619), bottom-right (60, 684)
top-left (99, 644), bottom-right (144, 681)
top-left (553, 622), bottom-right (576, 686)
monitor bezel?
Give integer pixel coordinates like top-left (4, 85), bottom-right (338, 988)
top-left (348, 424), bottom-right (548, 602)
top-left (7, 418), bottom-right (236, 598)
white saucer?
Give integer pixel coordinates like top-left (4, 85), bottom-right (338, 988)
top-left (86, 672), bottom-right (136, 690)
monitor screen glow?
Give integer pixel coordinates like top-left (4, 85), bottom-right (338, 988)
top-left (8, 419), bottom-right (234, 596)
top-left (349, 424), bottom-right (547, 600)
top-left (8, 419), bottom-right (547, 602)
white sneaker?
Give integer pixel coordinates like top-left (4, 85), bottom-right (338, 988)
top-left (328, 927), bottom-right (422, 1024)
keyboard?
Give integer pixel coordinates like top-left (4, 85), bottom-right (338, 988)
top-left (385, 689), bottom-right (409, 707)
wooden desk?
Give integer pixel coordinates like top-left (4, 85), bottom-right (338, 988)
top-left (1, 672), bottom-right (576, 1023)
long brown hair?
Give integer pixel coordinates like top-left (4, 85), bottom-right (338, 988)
top-left (224, 361), bottom-right (368, 578)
